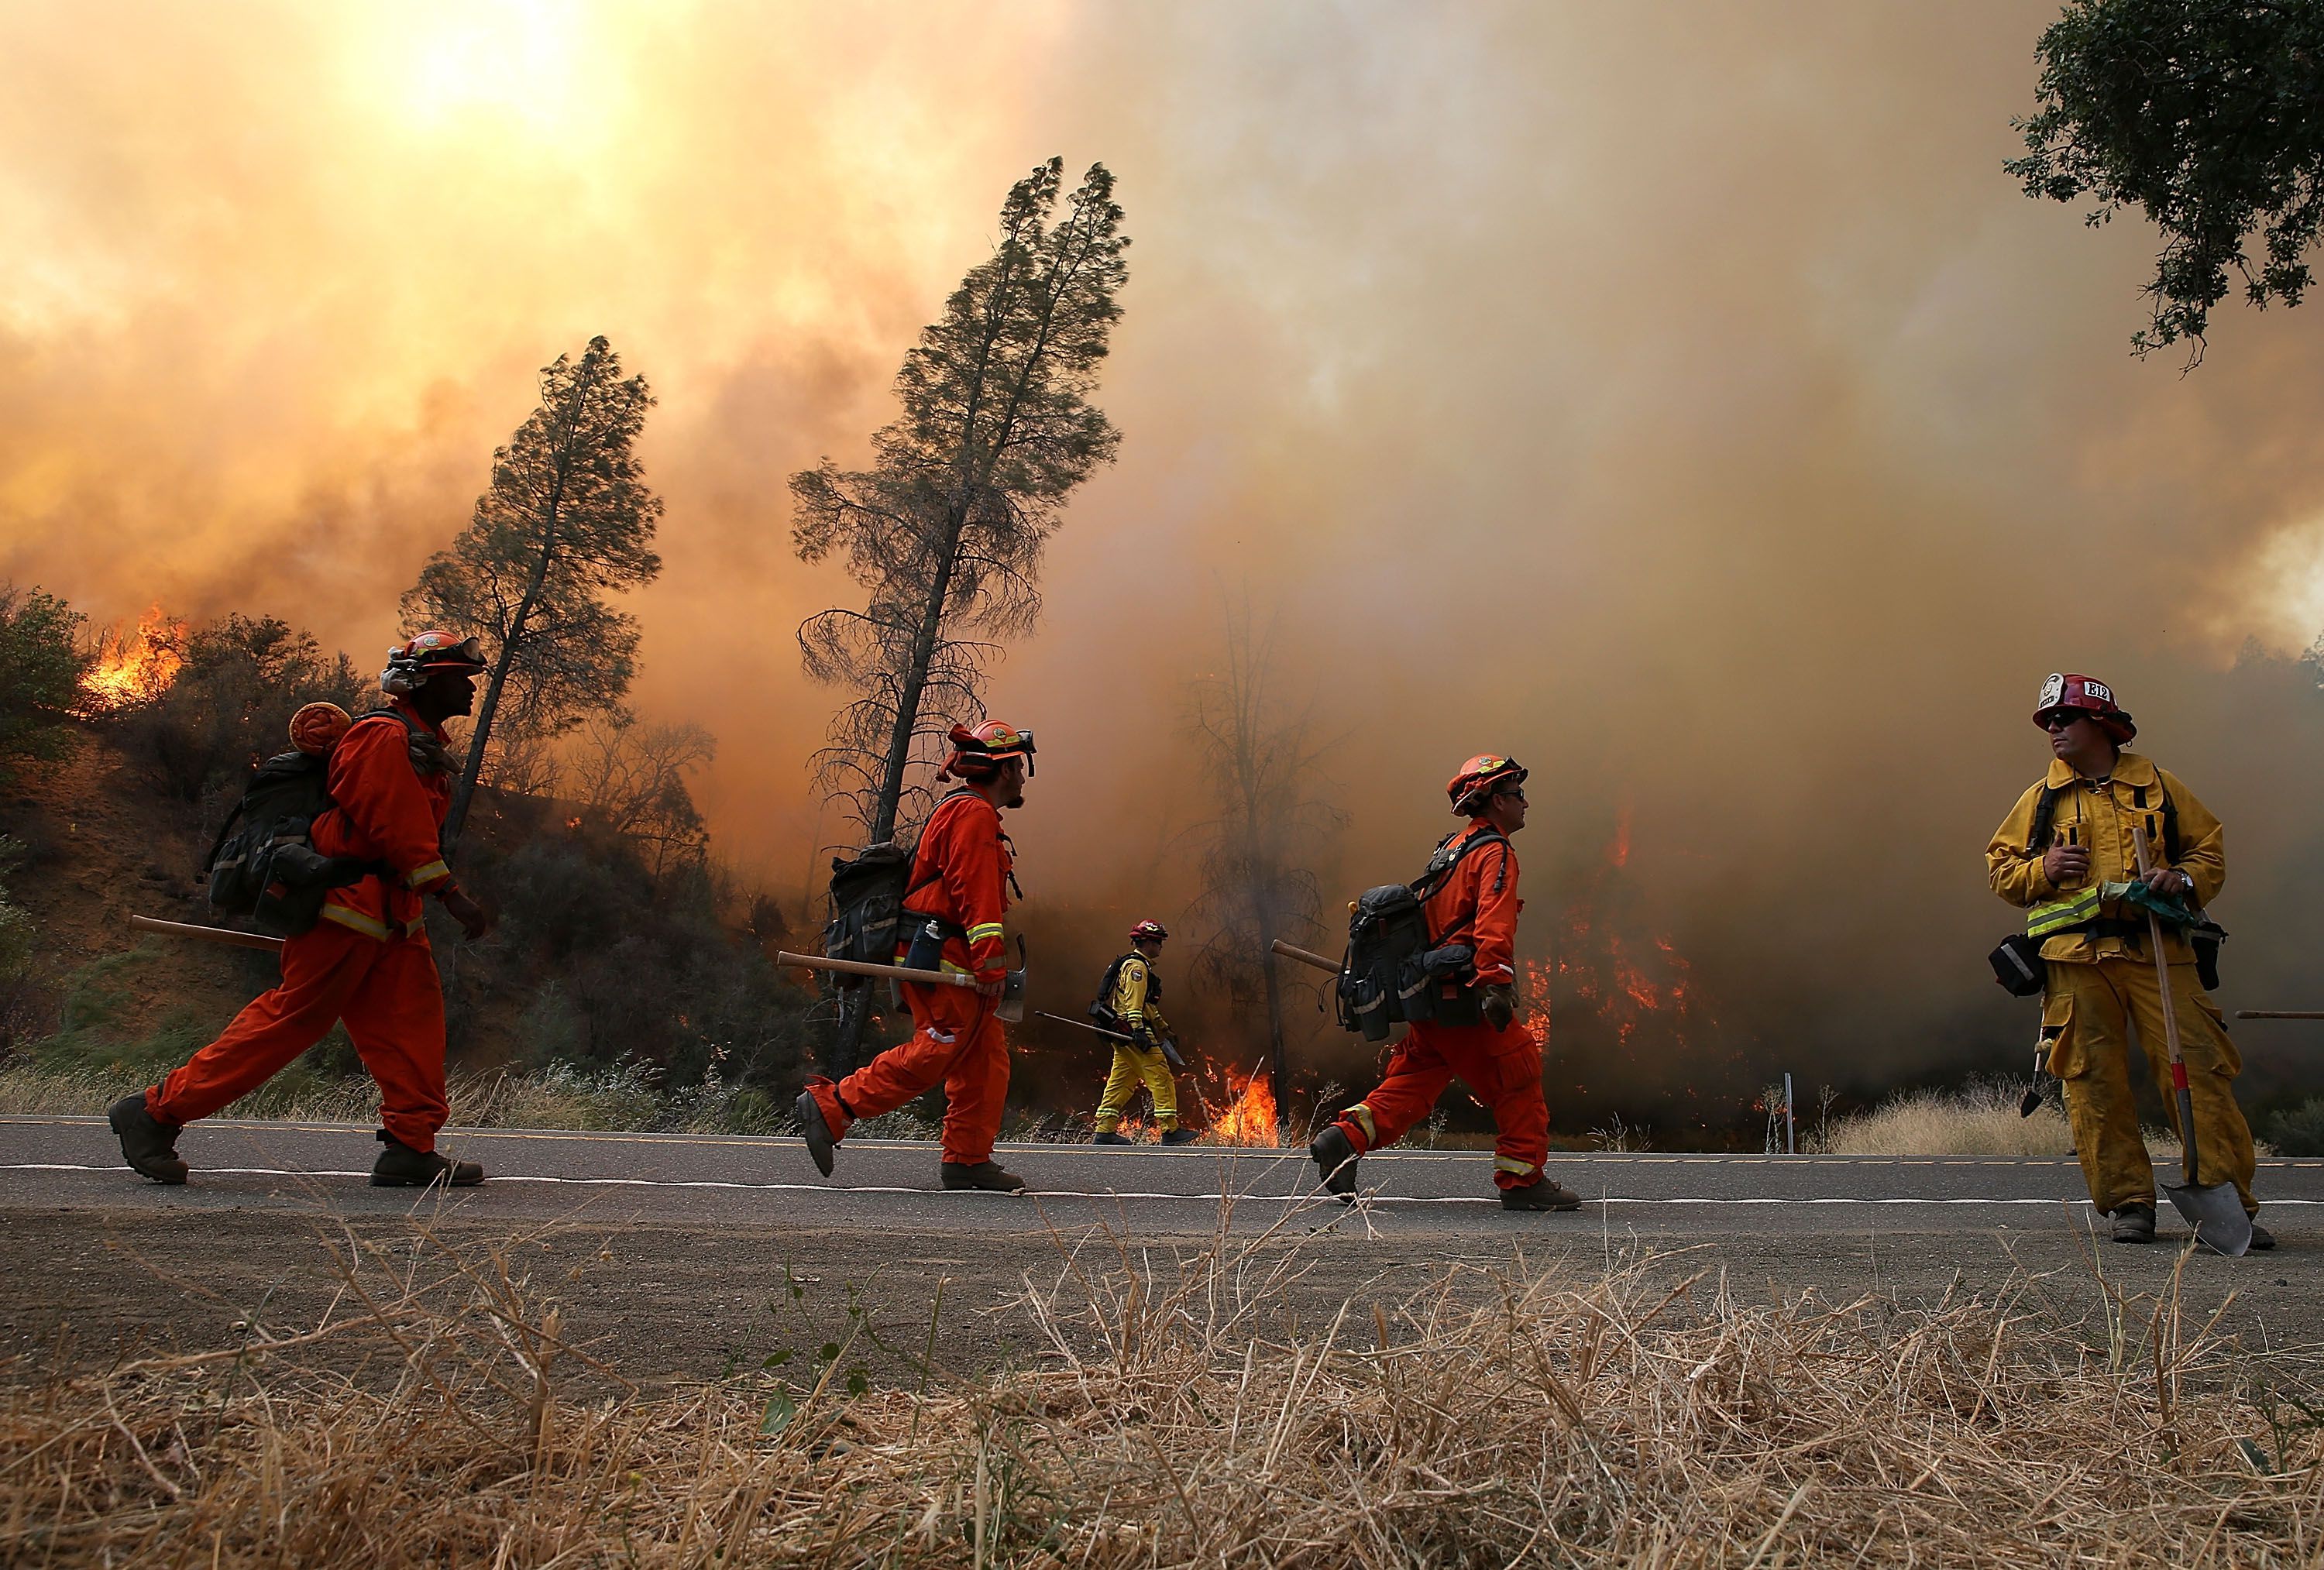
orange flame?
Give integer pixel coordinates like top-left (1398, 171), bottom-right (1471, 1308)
top-left (1521, 802), bottom-right (1720, 1101)
top-left (79, 605), bottom-right (185, 712)
top-left (1208, 1061), bottom-right (1280, 1146)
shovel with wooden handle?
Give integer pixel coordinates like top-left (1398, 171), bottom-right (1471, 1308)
top-left (2132, 826), bottom-right (2251, 1257)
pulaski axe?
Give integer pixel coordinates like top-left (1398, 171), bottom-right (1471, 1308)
top-left (1033, 1009), bottom-right (1188, 1069)
top-left (130, 914), bottom-right (284, 953)
top-left (1269, 938), bottom-right (1341, 976)
top-left (777, 943), bottom-right (1027, 1023)
top-left (2133, 827), bottom-right (2251, 1257)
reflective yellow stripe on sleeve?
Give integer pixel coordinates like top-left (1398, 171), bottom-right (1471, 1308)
top-left (320, 904), bottom-right (392, 941)
top-left (403, 858), bottom-right (451, 890)
top-left (966, 922), bottom-right (1005, 943)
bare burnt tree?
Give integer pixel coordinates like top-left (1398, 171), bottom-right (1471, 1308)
top-left (567, 713), bottom-right (716, 877)
top-left (792, 158), bottom-right (1129, 843)
top-left (405, 335), bottom-right (662, 847)
top-left (1184, 603), bottom-right (1346, 1133)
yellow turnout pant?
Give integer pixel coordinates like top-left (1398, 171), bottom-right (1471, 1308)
top-left (2042, 957), bottom-right (2257, 1216)
top-left (1095, 1044), bottom-right (1177, 1132)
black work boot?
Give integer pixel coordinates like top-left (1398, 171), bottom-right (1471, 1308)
top-left (1501, 1177), bottom-right (1583, 1211)
top-left (940, 1161), bottom-right (1028, 1194)
top-left (1310, 1124), bottom-right (1360, 1201)
top-left (2111, 1202), bottom-right (2157, 1244)
top-left (795, 1089), bottom-right (837, 1177)
top-left (1160, 1128), bottom-right (1199, 1147)
top-left (1091, 1130), bottom-right (1132, 1146)
top-left (370, 1131), bottom-right (483, 1188)
top-left (108, 1092), bottom-right (188, 1185)
top-left (2249, 1220), bottom-right (2277, 1251)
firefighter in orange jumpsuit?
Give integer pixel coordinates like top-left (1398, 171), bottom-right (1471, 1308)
top-left (1311, 755), bottom-right (1579, 1211)
top-left (796, 721), bottom-right (1036, 1193)
top-left (107, 632), bottom-right (497, 1189)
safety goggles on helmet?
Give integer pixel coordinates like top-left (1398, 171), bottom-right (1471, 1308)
top-left (380, 630), bottom-right (488, 696)
top-left (2030, 672), bottom-right (2135, 742)
top-left (1446, 754), bottom-right (1528, 815)
top-left (940, 720), bottom-right (1037, 779)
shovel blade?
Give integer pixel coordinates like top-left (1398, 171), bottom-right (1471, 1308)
top-left (2163, 1180), bottom-right (2252, 1257)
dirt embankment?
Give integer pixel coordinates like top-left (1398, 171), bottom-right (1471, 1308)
top-left (4, 730), bottom-right (260, 1045)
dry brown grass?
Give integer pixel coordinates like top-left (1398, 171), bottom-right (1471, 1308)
top-left (1812, 1079), bottom-right (2258, 1161)
top-left (5, 1197), bottom-right (2321, 1565)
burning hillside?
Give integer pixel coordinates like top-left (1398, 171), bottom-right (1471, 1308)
top-left (77, 606), bottom-right (184, 714)
top-left (1523, 806), bottom-right (1746, 1128)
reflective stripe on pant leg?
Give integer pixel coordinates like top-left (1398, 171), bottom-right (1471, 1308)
top-left (1435, 1020), bottom-right (1550, 1190)
top-left (837, 982), bottom-right (981, 1126)
top-left (940, 1008), bottom-right (1011, 1166)
top-left (2050, 961), bottom-right (2150, 1213)
top-left (1339, 1025), bottom-right (1455, 1154)
top-left (1094, 1047), bottom-right (1142, 1132)
top-left (340, 934), bottom-right (448, 1152)
top-left (151, 925), bottom-right (376, 1125)
top-left (1139, 1048), bottom-right (1177, 1129)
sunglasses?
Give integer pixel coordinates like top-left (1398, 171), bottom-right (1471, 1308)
top-left (2038, 710), bottom-right (2087, 732)
top-left (1494, 786), bottom-right (1528, 802)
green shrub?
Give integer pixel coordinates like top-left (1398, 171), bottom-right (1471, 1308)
top-left (2264, 1098), bottom-right (2324, 1158)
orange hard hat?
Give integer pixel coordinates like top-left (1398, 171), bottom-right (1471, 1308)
top-left (1446, 754), bottom-right (1528, 816)
top-left (380, 630), bottom-right (487, 696)
top-left (2033, 672), bottom-right (2136, 744)
top-left (939, 720), bottom-right (1037, 780)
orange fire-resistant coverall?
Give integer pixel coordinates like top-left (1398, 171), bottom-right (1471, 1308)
top-left (149, 700), bottom-right (459, 1150)
top-left (808, 787), bottom-right (1016, 1166)
top-left (1329, 821), bottom-right (1551, 1190)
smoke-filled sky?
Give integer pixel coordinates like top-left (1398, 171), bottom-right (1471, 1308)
top-left (8, 0), bottom-right (2324, 1102)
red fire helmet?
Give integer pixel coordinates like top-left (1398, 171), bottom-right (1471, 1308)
top-left (1129, 919), bottom-right (1169, 944)
top-left (2032, 672), bottom-right (2136, 744)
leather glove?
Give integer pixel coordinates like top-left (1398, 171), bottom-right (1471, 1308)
top-left (1480, 983), bottom-right (1518, 1031)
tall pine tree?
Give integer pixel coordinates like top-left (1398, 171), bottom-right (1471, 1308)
top-left (792, 159), bottom-right (1129, 841)
top-left (405, 336), bottom-right (662, 844)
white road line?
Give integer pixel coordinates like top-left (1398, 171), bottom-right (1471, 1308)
top-left (10, 1162), bottom-right (2317, 1208)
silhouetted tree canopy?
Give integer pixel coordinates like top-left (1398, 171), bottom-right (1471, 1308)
top-left (2010, 0), bottom-right (2324, 359)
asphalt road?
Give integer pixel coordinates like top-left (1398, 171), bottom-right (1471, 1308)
top-left (8, 1115), bottom-right (2323, 1387)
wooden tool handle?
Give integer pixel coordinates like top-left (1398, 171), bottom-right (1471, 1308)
top-left (2236, 1011), bottom-right (2324, 1020)
top-left (1270, 938), bottom-right (1341, 975)
top-left (774, 950), bottom-right (974, 988)
top-left (129, 914), bottom-right (284, 953)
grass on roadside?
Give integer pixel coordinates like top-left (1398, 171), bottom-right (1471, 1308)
top-left (1811, 1077), bottom-right (2257, 1160)
top-left (0, 1059), bottom-right (1291, 1145)
top-left (4, 1200), bottom-right (2318, 1565)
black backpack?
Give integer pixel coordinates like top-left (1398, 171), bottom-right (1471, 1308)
top-left (202, 711), bottom-right (418, 936)
top-left (821, 841), bottom-right (915, 979)
top-left (1334, 827), bottom-right (1508, 1041)
top-left (1089, 950), bottom-right (1161, 1034)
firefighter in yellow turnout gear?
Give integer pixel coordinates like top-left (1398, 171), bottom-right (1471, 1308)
top-left (1987, 673), bottom-right (2269, 1249)
top-left (1092, 922), bottom-right (1198, 1146)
